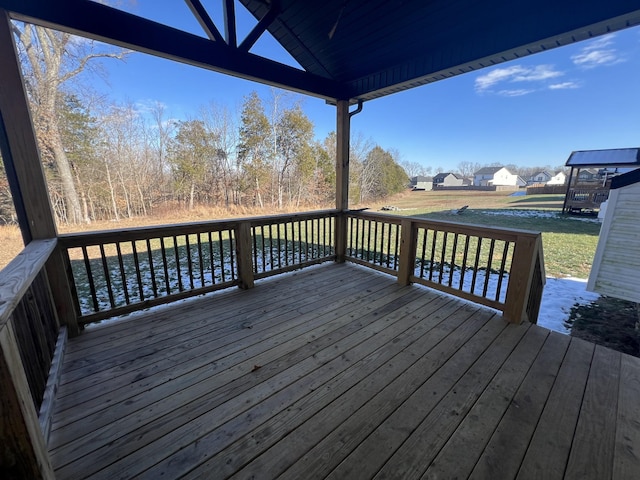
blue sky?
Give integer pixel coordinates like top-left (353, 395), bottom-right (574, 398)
top-left (89, 1), bottom-right (640, 172)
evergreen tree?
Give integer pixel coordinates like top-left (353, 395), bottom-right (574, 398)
top-left (237, 92), bottom-right (272, 207)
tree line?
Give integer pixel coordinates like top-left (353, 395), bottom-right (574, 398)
top-left (0, 22), bottom-right (409, 225)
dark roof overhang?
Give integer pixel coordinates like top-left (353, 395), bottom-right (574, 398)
top-left (2, 0), bottom-right (640, 104)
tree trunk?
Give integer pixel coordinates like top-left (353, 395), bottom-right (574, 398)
top-left (189, 182), bottom-right (195, 210)
top-left (49, 121), bottom-right (83, 223)
top-left (105, 163), bottom-right (120, 221)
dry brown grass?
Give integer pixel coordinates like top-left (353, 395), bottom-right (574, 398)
top-left (0, 224), bottom-right (25, 270)
top-left (0, 203), bottom-right (334, 270)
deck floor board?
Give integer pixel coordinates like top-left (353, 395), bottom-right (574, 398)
top-left (48, 263), bottom-right (640, 479)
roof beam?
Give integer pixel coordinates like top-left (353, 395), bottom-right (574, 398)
top-left (1, 0), bottom-right (345, 101)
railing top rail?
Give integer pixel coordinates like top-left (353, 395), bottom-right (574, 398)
top-left (0, 238), bottom-right (56, 327)
top-left (349, 210), bottom-right (542, 240)
top-left (58, 209), bottom-right (341, 248)
top-left (59, 219), bottom-right (239, 247)
top-left (248, 209), bottom-right (339, 227)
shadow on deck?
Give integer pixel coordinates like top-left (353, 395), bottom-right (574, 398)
top-left (48, 263), bottom-right (640, 479)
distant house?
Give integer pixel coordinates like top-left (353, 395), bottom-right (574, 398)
top-left (433, 172), bottom-right (464, 187)
top-left (528, 171), bottom-right (552, 184)
top-left (547, 171), bottom-right (567, 185)
top-left (587, 168), bottom-right (640, 302)
top-left (409, 175), bottom-right (433, 190)
top-left (576, 168), bottom-right (599, 182)
top-left (528, 170), bottom-right (566, 185)
top-left (473, 166), bottom-right (520, 186)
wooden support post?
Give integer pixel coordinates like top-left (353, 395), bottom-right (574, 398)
top-left (0, 9), bottom-right (56, 240)
top-left (503, 234), bottom-right (542, 323)
top-left (397, 219), bottom-right (417, 286)
top-left (334, 100), bottom-right (350, 262)
top-left (235, 221), bottom-right (255, 289)
top-left (0, 9), bottom-right (79, 335)
top-left (0, 322), bottom-right (55, 479)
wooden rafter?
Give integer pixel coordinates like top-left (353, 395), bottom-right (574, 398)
top-left (223, 0), bottom-right (237, 48)
top-left (238, 1), bottom-right (280, 52)
top-left (184, 0), bottom-right (225, 43)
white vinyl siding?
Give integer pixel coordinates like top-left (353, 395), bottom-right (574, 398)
top-left (587, 184), bottom-right (640, 302)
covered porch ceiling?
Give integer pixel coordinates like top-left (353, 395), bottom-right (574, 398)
top-left (2, 0), bottom-right (640, 102)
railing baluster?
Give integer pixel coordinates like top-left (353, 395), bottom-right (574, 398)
top-left (185, 234), bottom-right (194, 290)
top-left (252, 226), bottom-right (258, 275)
top-left (419, 228), bottom-right (428, 278)
top-left (438, 231), bottom-right (448, 284)
top-left (309, 218), bottom-right (314, 259)
top-left (258, 225), bottom-right (265, 272)
top-left (146, 239), bottom-right (158, 298)
top-left (99, 244), bottom-right (115, 309)
top-left (173, 236), bottom-right (183, 292)
top-left (449, 233), bottom-right (459, 287)
top-left (459, 235), bottom-right (470, 290)
top-left (372, 220), bottom-right (379, 264)
top-left (298, 219), bottom-right (303, 264)
top-left (267, 224), bottom-right (274, 271)
top-left (380, 222), bottom-right (387, 267)
top-left (284, 221), bottom-right (290, 266)
top-left (428, 230), bottom-right (438, 281)
top-left (228, 229), bottom-right (235, 281)
top-left (208, 232), bottom-right (216, 285)
top-left (304, 219), bottom-right (310, 260)
top-left (197, 233), bottom-right (205, 288)
top-left (276, 223), bottom-right (282, 268)
top-left (131, 240), bottom-right (144, 301)
top-left (393, 223), bottom-right (400, 270)
top-left (495, 241), bottom-right (510, 301)
top-left (471, 237), bottom-right (482, 295)
top-left (160, 237), bottom-right (171, 295)
top-left (115, 242), bottom-right (130, 304)
top-left (81, 246), bottom-right (99, 312)
top-left (482, 239), bottom-right (496, 297)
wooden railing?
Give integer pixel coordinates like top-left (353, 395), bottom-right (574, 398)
top-left (59, 210), bottom-right (338, 326)
top-left (563, 186), bottom-right (610, 212)
top-left (248, 211), bottom-right (337, 280)
top-left (58, 209), bottom-right (544, 327)
top-left (345, 211), bottom-right (545, 323)
top-left (0, 239), bottom-right (61, 478)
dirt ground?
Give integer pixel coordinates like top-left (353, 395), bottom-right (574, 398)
top-left (566, 296), bottom-right (640, 357)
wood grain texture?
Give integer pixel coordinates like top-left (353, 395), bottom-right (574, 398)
top-left (45, 264), bottom-right (640, 480)
top-left (0, 239), bottom-right (56, 327)
top-left (0, 321), bottom-right (54, 479)
top-left (565, 345), bottom-right (621, 480)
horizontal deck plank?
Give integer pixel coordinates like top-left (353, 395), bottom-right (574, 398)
top-left (47, 263), bottom-right (640, 480)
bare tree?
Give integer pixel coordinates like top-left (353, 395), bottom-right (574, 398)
top-left (456, 161), bottom-right (481, 178)
top-left (12, 22), bottom-right (127, 223)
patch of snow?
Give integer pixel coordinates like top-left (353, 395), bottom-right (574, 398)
top-left (482, 209), bottom-right (600, 223)
top-left (537, 277), bottom-right (599, 334)
top-left (510, 191), bottom-right (526, 196)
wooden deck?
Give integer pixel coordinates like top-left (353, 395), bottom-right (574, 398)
top-left (47, 263), bottom-right (640, 480)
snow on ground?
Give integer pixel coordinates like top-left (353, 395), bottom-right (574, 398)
top-left (537, 277), bottom-right (599, 334)
top-left (483, 209), bottom-right (600, 223)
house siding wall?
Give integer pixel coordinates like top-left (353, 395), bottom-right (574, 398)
top-left (587, 183), bottom-right (640, 302)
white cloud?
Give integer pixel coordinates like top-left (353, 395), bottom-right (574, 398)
top-left (475, 64), bottom-right (563, 94)
top-left (571, 33), bottom-right (625, 68)
top-left (548, 81), bottom-right (580, 90)
top-left (497, 89), bottom-right (535, 97)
